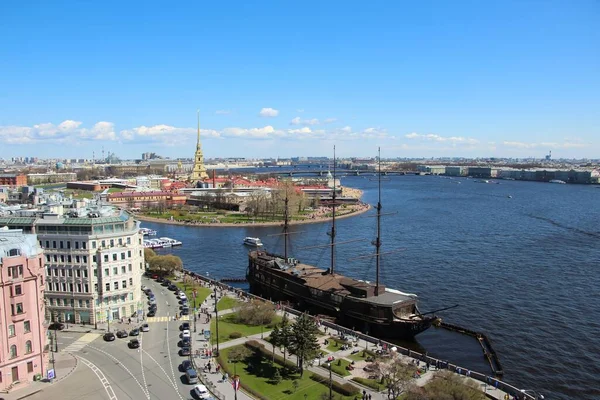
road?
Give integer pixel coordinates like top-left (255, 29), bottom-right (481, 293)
top-left (21, 276), bottom-right (202, 400)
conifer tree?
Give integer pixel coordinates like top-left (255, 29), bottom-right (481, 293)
top-left (289, 313), bottom-right (320, 376)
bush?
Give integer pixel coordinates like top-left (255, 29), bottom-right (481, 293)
top-left (229, 332), bottom-right (243, 339)
top-left (352, 377), bottom-right (381, 391)
top-left (309, 374), bottom-right (360, 396)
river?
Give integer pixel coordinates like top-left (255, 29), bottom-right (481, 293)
top-left (142, 175), bottom-right (600, 400)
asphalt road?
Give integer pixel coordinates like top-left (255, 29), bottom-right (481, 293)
top-left (25, 277), bottom-right (203, 400)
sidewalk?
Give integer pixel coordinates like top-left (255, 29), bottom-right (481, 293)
top-left (2, 351), bottom-right (78, 400)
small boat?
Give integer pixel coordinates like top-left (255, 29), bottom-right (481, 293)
top-left (144, 239), bottom-right (162, 249)
top-left (549, 180), bottom-right (566, 184)
top-left (140, 228), bottom-right (157, 236)
top-left (243, 237), bottom-right (263, 247)
top-left (160, 237), bottom-right (182, 247)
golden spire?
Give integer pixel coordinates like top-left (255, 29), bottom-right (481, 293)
top-left (197, 109), bottom-right (201, 148)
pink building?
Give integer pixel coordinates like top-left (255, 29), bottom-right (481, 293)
top-left (0, 228), bottom-right (47, 391)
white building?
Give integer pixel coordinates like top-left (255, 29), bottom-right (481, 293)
top-left (0, 204), bottom-right (144, 325)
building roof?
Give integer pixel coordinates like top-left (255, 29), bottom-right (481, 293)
top-left (0, 228), bottom-right (42, 259)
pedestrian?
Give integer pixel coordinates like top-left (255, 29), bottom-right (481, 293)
top-left (225, 372), bottom-right (229, 381)
top-left (128, 318), bottom-right (131, 324)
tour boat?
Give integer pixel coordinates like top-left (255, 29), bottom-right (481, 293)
top-left (160, 237), bottom-right (182, 247)
top-left (140, 228), bottom-right (157, 236)
top-left (243, 237), bottom-right (263, 247)
top-left (549, 180), bottom-right (566, 184)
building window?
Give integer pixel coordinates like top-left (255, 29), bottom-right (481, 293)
top-left (129, 278), bottom-right (133, 286)
top-left (93, 269), bottom-right (97, 277)
top-left (77, 284), bottom-right (82, 293)
top-left (60, 255), bottom-right (65, 263)
top-left (114, 282), bottom-right (119, 290)
top-left (61, 283), bottom-right (67, 291)
top-left (68, 269), bottom-right (73, 277)
top-left (128, 264), bottom-right (132, 272)
top-left (69, 283), bottom-right (74, 292)
top-left (103, 255), bottom-right (109, 262)
top-left (127, 237), bottom-right (131, 245)
top-left (76, 270), bottom-right (81, 278)
top-left (94, 283), bottom-right (98, 292)
top-left (84, 284), bottom-right (89, 293)
top-left (75, 241), bottom-right (79, 249)
top-left (78, 299), bottom-right (83, 307)
top-left (110, 239), bottom-right (114, 247)
top-left (113, 267), bottom-right (118, 275)
top-left (83, 269), bottom-right (88, 278)
top-left (8, 248), bottom-right (20, 257)
top-left (49, 298), bottom-right (55, 306)
top-left (46, 255), bottom-right (51, 262)
top-left (45, 240), bottom-right (50, 248)
top-left (86, 300), bottom-right (90, 308)
top-left (67, 241), bottom-right (71, 249)
top-left (53, 255), bottom-right (58, 262)
top-left (14, 284), bottom-right (23, 296)
top-left (121, 252), bottom-right (125, 260)
top-left (127, 250), bottom-right (132, 258)
top-left (10, 345), bottom-right (17, 359)
top-left (16, 303), bottom-right (24, 314)
top-left (82, 256), bottom-right (87, 263)
top-left (119, 238), bottom-right (123, 245)
top-left (82, 242), bottom-right (87, 249)
top-left (9, 324), bottom-right (15, 337)
top-left (27, 361), bottom-right (34, 373)
top-left (121, 266), bottom-right (126, 274)
top-left (112, 254), bottom-right (117, 261)
top-left (52, 241), bottom-right (57, 248)
top-left (75, 256), bottom-right (80, 263)
top-left (104, 268), bottom-right (109, 276)
top-left (67, 255), bottom-right (72, 263)
top-left (122, 280), bottom-right (127, 288)
top-left (61, 269), bottom-right (66, 277)
top-left (25, 340), bottom-right (32, 354)
top-left (24, 320), bottom-right (31, 333)
top-left (105, 283), bottom-right (110, 291)
top-left (8, 265), bottom-right (23, 278)
top-left (92, 241), bottom-right (96, 249)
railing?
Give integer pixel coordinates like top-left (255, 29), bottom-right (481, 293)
top-left (182, 269), bottom-right (537, 400)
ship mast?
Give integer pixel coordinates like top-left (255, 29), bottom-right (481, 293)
top-left (283, 190), bottom-right (289, 260)
top-left (329, 146), bottom-right (337, 274)
top-left (374, 147), bottom-right (382, 295)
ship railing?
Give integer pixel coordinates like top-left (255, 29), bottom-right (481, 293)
top-left (181, 269), bottom-right (534, 400)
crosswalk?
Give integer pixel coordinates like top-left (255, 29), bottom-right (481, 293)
top-left (146, 315), bottom-right (189, 323)
top-left (62, 332), bottom-right (101, 353)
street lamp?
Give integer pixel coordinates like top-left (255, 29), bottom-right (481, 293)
top-left (214, 286), bottom-right (219, 357)
top-left (521, 389), bottom-right (544, 400)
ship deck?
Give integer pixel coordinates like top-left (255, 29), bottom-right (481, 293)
top-left (253, 252), bottom-right (416, 306)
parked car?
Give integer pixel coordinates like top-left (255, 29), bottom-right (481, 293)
top-left (180, 337), bottom-right (191, 347)
top-left (180, 329), bottom-right (191, 339)
top-left (193, 384), bottom-right (211, 399)
top-left (180, 307), bottom-right (189, 316)
top-left (48, 322), bottom-right (65, 330)
top-left (103, 332), bottom-right (116, 341)
top-left (147, 310), bottom-right (156, 317)
top-left (141, 324), bottom-right (150, 332)
top-left (141, 285), bottom-right (147, 291)
top-left (116, 330), bottom-right (129, 338)
top-left (129, 328), bottom-right (140, 336)
top-left (185, 368), bottom-right (199, 384)
top-left (179, 360), bottom-right (192, 372)
top-left (179, 346), bottom-right (191, 356)
top-left (168, 284), bottom-right (178, 291)
top-left (161, 280), bottom-right (170, 287)
top-left (128, 339), bottom-right (140, 349)
top-left (178, 293), bottom-right (187, 301)
top-left (180, 322), bottom-right (190, 331)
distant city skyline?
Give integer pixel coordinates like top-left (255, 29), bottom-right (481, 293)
top-left (1, 2), bottom-right (598, 159)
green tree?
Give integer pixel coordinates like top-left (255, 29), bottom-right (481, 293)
top-left (228, 346), bottom-right (251, 376)
top-left (269, 325), bottom-right (282, 365)
top-left (143, 248), bottom-right (156, 261)
top-left (288, 313), bottom-right (320, 377)
top-left (271, 368), bottom-right (282, 385)
top-left (147, 254), bottom-right (183, 276)
top-left (236, 299), bottom-right (275, 326)
top-left (278, 314), bottom-right (293, 372)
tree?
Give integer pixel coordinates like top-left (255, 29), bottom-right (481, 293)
top-left (236, 300), bottom-right (276, 326)
top-left (269, 325), bottom-right (282, 365)
top-left (271, 368), bottom-right (282, 385)
top-left (278, 314), bottom-right (293, 372)
top-left (228, 346), bottom-right (251, 376)
top-left (144, 248), bottom-right (156, 261)
top-left (288, 313), bottom-right (320, 377)
top-left (147, 254), bottom-right (183, 276)
top-left (373, 354), bottom-right (414, 400)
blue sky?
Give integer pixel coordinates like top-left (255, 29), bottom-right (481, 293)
top-left (1, 1), bottom-right (598, 159)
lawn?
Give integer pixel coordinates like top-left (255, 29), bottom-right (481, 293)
top-left (351, 377), bottom-right (382, 391)
top-left (219, 345), bottom-right (355, 400)
top-left (217, 296), bottom-right (242, 311)
top-left (325, 336), bottom-right (350, 352)
top-left (321, 359), bottom-right (352, 377)
top-left (174, 281), bottom-right (212, 305)
top-left (210, 313), bottom-right (279, 343)
top-left (347, 349), bottom-right (377, 362)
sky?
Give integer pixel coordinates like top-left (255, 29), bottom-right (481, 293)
top-left (0, 1), bottom-right (598, 160)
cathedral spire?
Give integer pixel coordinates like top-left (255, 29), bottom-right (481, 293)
top-left (197, 109), bottom-right (201, 148)
top-left (190, 109), bottom-right (209, 182)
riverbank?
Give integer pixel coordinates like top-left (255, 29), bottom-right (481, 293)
top-left (135, 186), bottom-right (370, 228)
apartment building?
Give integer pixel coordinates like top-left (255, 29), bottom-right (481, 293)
top-left (0, 228), bottom-right (47, 390)
top-left (0, 206), bottom-right (144, 326)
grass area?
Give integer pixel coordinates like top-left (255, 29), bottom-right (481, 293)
top-left (325, 336), bottom-right (351, 352)
top-left (321, 359), bottom-right (352, 377)
top-left (216, 296), bottom-right (242, 311)
top-left (347, 349), bottom-right (377, 362)
top-left (174, 281), bottom-right (212, 305)
top-left (351, 377), bottom-right (382, 391)
top-left (64, 189), bottom-right (94, 199)
top-left (219, 345), bottom-right (355, 400)
top-left (107, 188), bottom-right (124, 193)
top-left (210, 313), bottom-right (280, 343)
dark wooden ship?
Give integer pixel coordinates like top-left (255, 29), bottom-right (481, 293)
top-left (247, 148), bottom-right (441, 339)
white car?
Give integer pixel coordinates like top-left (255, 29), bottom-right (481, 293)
top-left (141, 324), bottom-right (150, 332)
top-left (141, 285), bottom-right (147, 292)
top-left (180, 329), bottom-right (191, 339)
top-left (194, 384), bottom-right (211, 399)
top-left (178, 293), bottom-right (187, 300)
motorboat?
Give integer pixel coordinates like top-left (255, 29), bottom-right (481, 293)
top-left (159, 237), bottom-right (182, 246)
top-left (549, 180), bottom-right (566, 184)
top-left (140, 228), bottom-right (157, 236)
top-left (243, 237), bottom-right (263, 247)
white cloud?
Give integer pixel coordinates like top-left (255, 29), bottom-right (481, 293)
top-left (215, 110), bottom-right (231, 115)
top-left (405, 132), bottom-right (479, 145)
top-left (340, 126), bottom-right (352, 133)
top-left (259, 107), bottom-right (279, 117)
top-left (58, 120), bottom-right (82, 131)
top-left (502, 141), bottom-right (587, 149)
top-left (290, 117), bottom-right (319, 126)
top-left (222, 126), bottom-right (282, 139)
top-left (0, 120), bottom-right (117, 144)
top-left (323, 118), bottom-right (337, 124)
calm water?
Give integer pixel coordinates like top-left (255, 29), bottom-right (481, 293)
top-left (144, 176), bottom-right (600, 400)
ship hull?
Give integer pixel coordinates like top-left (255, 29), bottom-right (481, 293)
top-left (248, 277), bottom-right (434, 340)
